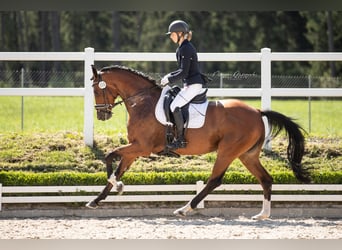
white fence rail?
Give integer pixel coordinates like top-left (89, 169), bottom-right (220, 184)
top-left (1, 48), bottom-right (342, 147)
top-left (1, 182), bottom-right (341, 211)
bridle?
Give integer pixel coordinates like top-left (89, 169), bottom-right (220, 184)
top-left (92, 73), bottom-right (118, 114)
top-left (92, 71), bottom-right (158, 113)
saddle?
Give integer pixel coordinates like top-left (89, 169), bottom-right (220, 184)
top-left (163, 86), bottom-right (207, 128)
top-left (159, 86), bottom-right (208, 157)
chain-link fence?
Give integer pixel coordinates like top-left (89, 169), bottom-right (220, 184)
top-left (215, 72), bottom-right (342, 88)
top-left (0, 69), bottom-right (341, 136)
top-left (0, 69), bottom-right (342, 89)
top-left (0, 69), bottom-right (84, 88)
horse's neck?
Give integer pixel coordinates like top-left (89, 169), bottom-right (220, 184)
top-left (115, 73), bottom-right (149, 97)
top-left (119, 81), bottom-right (160, 114)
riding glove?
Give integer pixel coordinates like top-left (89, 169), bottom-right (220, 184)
top-left (161, 75), bottom-right (170, 86)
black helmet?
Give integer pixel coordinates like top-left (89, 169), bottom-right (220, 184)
top-left (166, 20), bottom-right (189, 35)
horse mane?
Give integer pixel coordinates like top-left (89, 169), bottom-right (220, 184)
top-left (100, 65), bottom-right (159, 87)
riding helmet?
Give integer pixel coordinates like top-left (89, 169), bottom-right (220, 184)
top-left (166, 20), bottom-right (189, 35)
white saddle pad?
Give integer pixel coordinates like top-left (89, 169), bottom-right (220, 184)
top-left (154, 86), bottom-right (209, 129)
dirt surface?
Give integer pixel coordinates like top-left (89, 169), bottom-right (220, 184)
top-left (0, 216), bottom-right (341, 239)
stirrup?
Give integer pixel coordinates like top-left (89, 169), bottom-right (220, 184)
top-left (167, 139), bottom-right (187, 150)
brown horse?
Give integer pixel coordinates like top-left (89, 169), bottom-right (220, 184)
top-left (86, 64), bottom-right (310, 220)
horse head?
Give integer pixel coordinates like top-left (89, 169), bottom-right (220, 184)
top-left (91, 65), bottom-right (119, 121)
top-left (91, 64), bottom-right (161, 121)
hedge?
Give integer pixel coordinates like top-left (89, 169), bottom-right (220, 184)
top-left (0, 170), bottom-right (341, 186)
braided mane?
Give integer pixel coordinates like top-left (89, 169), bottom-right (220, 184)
top-left (100, 65), bottom-right (158, 87)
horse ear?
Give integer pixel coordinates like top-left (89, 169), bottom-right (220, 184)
top-left (91, 64), bottom-right (98, 80)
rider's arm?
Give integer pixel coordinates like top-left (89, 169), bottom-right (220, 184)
top-left (168, 46), bottom-right (192, 84)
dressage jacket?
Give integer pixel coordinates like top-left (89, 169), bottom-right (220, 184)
top-left (168, 39), bottom-right (205, 86)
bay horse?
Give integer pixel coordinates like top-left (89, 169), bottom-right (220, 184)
top-left (86, 64), bottom-right (310, 220)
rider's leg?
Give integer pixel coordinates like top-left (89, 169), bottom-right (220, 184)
top-left (170, 84), bottom-right (204, 112)
top-left (168, 84), bottom-right (203, 150)
top-left (167, 107), bottom-right (187, 149)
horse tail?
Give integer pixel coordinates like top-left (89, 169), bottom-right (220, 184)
top-left (261, 110), bottom-right (311, 183)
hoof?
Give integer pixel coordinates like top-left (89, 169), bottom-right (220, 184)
top-left (251, 214), bottom-right (269, 220)
top-left (85, 200), bottom-right (98, 209)
top-left (173, 209), bottom-right (187, 217)
top-left (173, 203), bottom-right (192, 217)
top-left (117, 181), bottom-right (124, 195)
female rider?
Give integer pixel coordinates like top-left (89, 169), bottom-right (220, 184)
top-left (161, 20), bottom-right (207, 150)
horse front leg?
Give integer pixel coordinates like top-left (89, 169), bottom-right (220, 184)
top-left (105, 150), bottom-right (125, 195)
top-left (105, 151), bottom-right (120, 178)
top-left (107, 155), bottom-right (136, 195)
top-left (86, 143), bottom-right (144, 209)
top-left (86, 156), bottom-right (134, 209)
top-left (85, 151), bottom-right (121, 209)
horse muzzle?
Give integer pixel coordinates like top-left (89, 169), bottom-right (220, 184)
top-left (95, 104), bottom-right (113, 121)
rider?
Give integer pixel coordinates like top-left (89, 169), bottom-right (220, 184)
top-left (161, 20), bottom-right (207, 150)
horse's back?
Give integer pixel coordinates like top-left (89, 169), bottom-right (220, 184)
top-left (209, 99), bottom-right (261, 118)
top-left (207, 99), bottom-right (264, 137)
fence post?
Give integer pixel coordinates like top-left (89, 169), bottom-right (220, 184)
top-left (261, 48), bottom-right (272, 150)
top-left (196, 180), bottom-right (205, 208)
top-left (220, 72), bottom-right (223, 88)
top-left (21, 68), bottom-right (25, 131)
top-left (84, 47), bottom-right (95, 147)
top-left (0, 183), bottom-right (2, 211)
top-left (308, 75), bottom-right (312, 133)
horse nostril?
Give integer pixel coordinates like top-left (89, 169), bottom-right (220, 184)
top-left (97, 110), bottom-right (112, 121)
top-left (106, 112), bottom-right (113, 120)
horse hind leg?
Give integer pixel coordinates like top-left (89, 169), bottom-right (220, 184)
top-left (174, 155), bottom-right (231, 216)
top-left (239, 150), bottom-right (273, 220)
top-left (173, 173), bottom-right (226, 216)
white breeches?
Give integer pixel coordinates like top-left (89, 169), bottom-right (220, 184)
top-left (170, 83), bottom-right (205, 112)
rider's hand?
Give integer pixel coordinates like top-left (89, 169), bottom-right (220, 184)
top-left (161, 75), bottom-right (170, 86)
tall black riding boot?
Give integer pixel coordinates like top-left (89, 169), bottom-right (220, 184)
top-left (167, 107), bottom-right (187, 150)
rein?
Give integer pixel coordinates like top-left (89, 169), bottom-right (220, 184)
top-left (92, 72), bottom-right (158, 113)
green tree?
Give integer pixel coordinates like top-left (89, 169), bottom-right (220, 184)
top-left (0, 10), bottom-right (340, 78)
top-left (302, 11), bottom-right (342, 77)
